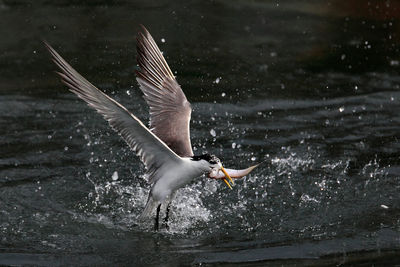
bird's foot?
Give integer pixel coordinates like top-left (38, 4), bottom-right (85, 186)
top-left (162, 203), bottom-right (171, 231)
top-left (154, 204), bottom-right (161, 231)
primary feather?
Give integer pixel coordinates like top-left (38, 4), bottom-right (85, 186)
top-left (136, 26), bottom-right (194, 157)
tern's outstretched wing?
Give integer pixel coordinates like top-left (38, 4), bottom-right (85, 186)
top-left (136, 26), bottom-right (194, 157)
top-left (45, 42), bottom-right (182, 183)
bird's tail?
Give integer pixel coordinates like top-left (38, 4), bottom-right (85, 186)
top-left (139, 195), bottom-right (159, 220)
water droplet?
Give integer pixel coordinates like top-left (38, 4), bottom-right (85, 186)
top-left (112, 171), bottom-right (118, 181)
top-left (221, 92), bottom-right (226, 97)
top-left (232, 142), bottom-right (236, 149)
top-left (64, 146), bottom-right (69, 151)
top-left (210, 129), bottom-right (216, 137)
top-left (251, 156), bottom-right (256, 161)
top-left (339, 106), bottom-right (345, 112)
top-left (161, 38), bottom-right (165, 43)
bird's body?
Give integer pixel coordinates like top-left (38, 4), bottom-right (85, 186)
top-left (45, 25), bottom-right (258, 230)
top-left (151, 158), bottom-right (208, 201)
top-left (142, 157), bottom-right (210, 218)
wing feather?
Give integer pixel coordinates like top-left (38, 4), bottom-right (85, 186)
top-left (136, 26), bottom-right (194, 157)
top-left (45, 42), bottom-right (182, 184)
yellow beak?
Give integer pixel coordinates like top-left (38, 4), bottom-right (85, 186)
top-left (221, 166), bottom-right (234, 189)
top-left (222, 178), bottom-right (232, 189)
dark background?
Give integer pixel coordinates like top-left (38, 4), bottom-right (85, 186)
top-left (1, 0), bottom-right (400, 265)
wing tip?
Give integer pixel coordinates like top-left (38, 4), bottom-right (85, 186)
top-left (138, 24), bottom-right (150, 37)
top-left (42, 39), bottom-right (50, 49)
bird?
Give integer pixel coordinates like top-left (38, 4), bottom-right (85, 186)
top-left (45, 25), bottom-right (258, 230)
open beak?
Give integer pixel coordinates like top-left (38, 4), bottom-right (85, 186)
top-left (220, 166), bottom-right (234, 189)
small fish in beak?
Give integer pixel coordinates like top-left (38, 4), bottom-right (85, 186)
top-left (209, 164), bottom-right (259, 180)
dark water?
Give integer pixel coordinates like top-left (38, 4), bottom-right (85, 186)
top-left (2, 0), bottom-right (400, 265)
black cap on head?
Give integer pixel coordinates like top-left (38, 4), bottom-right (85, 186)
top-left (191, 154), bottom-right (219, 164)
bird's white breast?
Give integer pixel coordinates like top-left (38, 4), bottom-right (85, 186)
top-left (150, 158), bottom-right (207, 202)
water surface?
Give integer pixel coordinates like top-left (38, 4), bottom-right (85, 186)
top-left (1, 0), bottom-right (400, 265)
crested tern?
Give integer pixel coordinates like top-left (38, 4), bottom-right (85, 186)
top-left (45, 25), bottom-right (258, 230)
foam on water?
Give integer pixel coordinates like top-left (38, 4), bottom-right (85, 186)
top-left (76, 171), bottom-right (216, 234)
top-left (70, 136), bottom-right (391, 239)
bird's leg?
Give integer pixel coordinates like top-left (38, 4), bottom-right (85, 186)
top-left (154, 204), bottom-right (161, 231)
top-left (163, 192), bottom-right (175, 230)
top-left (163, 203), bottom-right (171, 230)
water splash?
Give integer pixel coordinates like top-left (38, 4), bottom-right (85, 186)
top-left (76, 172), bottom-right (215, 234)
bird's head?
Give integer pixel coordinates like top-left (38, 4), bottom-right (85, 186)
top-left (191, 154), bottom-right (234, 189)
